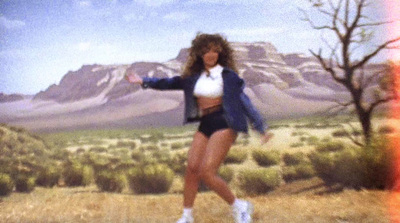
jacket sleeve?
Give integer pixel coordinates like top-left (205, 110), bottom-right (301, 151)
top-left (238, 79), bottom-right (268, 134)
top-left (142, 76), bottom-right (183, 90)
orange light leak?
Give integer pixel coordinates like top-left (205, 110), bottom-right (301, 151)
top-left (386, 0), bottom-right (400, 221)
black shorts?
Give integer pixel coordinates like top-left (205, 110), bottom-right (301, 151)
top-left (198, 110), bottom-right (230, 138)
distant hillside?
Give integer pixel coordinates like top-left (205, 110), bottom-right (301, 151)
top-left (0, 42), bottom-right (386, 132)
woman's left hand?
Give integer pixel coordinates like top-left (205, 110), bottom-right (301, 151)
top-left (261, 132), bottom-right (274, 145)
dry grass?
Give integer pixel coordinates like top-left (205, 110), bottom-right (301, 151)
top-left (1, 117), bottom-right (397, 223)
top-left (0, 178), bottom-right (391, 223)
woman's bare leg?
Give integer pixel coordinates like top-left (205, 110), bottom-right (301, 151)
top-left (199, 129), bottom-right (237, 205)
top-left (183, 131), bottom-right (209, 208)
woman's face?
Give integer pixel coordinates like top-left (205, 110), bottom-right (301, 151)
top-left (202, 44), bottom-right (220, 70)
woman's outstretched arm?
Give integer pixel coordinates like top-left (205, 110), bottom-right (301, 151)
top-left (125, 70), bottom-right (183, 90)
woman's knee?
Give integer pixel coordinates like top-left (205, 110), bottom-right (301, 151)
top-left (186, 162), bottom-right (201, 175)
top-left (199, 166), bottom-right (215, 183)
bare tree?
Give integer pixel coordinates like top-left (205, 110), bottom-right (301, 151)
top-left (301, 0), bottom-right (400, 145)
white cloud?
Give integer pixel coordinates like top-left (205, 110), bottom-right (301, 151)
top-left (0, 16), bottom-right (25, 29)
top-left (76, 0), bottom-right (92, 8)
top-left (134, 0), bottom-right (176, 7)
top-left (163, 12), bottom-right (191, 22)
top-left (76, 42), bottom-right (91, 52)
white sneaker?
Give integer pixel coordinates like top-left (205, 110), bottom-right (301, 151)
top-left (232, 200), bottom-right (254, 223)
top-left (176, 214), bottom-right (194, 223)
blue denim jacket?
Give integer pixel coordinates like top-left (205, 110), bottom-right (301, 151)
top-left (141, 68), bottom-right (267, 134)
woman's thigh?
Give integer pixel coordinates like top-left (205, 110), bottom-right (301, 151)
top-left (201, 129), bottom-right (237, 173)
top-left (186, 131), bottom-right (209, 172)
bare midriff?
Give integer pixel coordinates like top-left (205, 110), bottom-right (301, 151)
top-left (197, 97), bottom-right (223, 110)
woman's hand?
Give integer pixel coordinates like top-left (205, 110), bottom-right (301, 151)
top-left (261, 132), bottom-right (274, 145)
top-left (125, 70), bottom-right (143, 85)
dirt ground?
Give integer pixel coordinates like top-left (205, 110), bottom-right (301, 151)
top-left (0, 177), bottom-right (395, 223)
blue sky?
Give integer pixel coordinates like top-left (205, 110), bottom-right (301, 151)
top-left (0, 0), bottom-right (395, 95)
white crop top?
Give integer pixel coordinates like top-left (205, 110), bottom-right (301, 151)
top-left (193, 64), bottom-right (224, 98)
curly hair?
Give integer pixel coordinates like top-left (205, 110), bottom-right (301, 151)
top-left (182, 33), bottom-right (238, 78)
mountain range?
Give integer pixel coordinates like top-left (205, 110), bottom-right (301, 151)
top-left (0, 42), bottom-right (385, 132)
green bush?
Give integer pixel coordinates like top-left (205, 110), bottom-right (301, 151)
top-left (95, 170), bottom-right (126, 193)
top-left (63, 160), bottom-right (94, 187)
top-left (306, 136), bottom-right (320, 146)
top-left (331, 129), bottom-right (348, 137)
top-left (89, 146), bottom-right (107, 153)
top-left (168, 152), bottom-right (187, 176)
top-left (224, 148), bottom-right (247, 164)
top-left (282, 152), bottom-right (306, 166)
top-left (131, 150), bottom-right (146, 163)
top-left (116, 141), bottom-right (137, 150)
top-left (15, 176), bottom-right (36, 193)
top-left (218, 165), bottom-right (234, 183)
top-left (283, 163), bottom-right (315, 182)
top-left (308, 151), bottom-right (336, 185)
top-left (127, 164), bottom-right (174, 194)
top-left (170, 141), bottom-right (185, 150)
top-left (315, 140), bottom-right (345, 153)
top-left (378, 125), bottom-right (395, 134)
top-left (289, 142), bottom-right (304, 148)
top-left (0, 173), bottom-right (14, 196)
top-left (35, 165), bottom-right (61, 187)
top-left (252, 150), bottom-right (280, 167)
top-left (310, 136), bottom-right (393, 189)
top-left (237, 168), bottom-right (281, 194)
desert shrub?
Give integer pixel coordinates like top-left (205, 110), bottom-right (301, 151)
top-left (310, 136), bottom-right (393, 189)
top-left (237, 168), bottom-right (281, 194)
top-left (282, 163), bottom-right (315, 182)
top-left (308, 151), bottom-right (336, 185)
top-left (63, 160), bottom-right (94, 187)
top-left (252, 150), bottom-right (280, 167)
top-left (332, 129), bottom-right (362, 138)
top-left (131, 150), bottom-right (146, 163)
top-left (357, 138), bottom-right (394, 189)
top-left (170, 141), bottom-right (185, 150)
top-left (218, 165), bottom-right (234, 183)
top-left (378, 125), bottom-right (395, 134)
top-left (95, 170), bottom-right (126, 193)
top-left (140, 144), bottom-right (159, 152)
top-left (35, 164), bottom-right (61, 187)
top-left (116, 141), bottom-right (137, 150)
top-left (289, 142), bottom-right (304, 148)
top-left (86, 155), bottom-right (110, 173)
top-left (315, 140), bottom-right (345, 153)
top-left (0, 173), bottom-right (14, 196)
top-left (332, 129), bottom-right (348, 137)
top-left (127, 164), bottom-right (174, 194)
top-left (331, 147), bottom-right (366, 188)
top-left (306, 136), bottom-right (319, 146)
top-left (168, 152), bottom-right (187, 176)
top-left (151, 149), bottom-right (171, 164)
top-left (15, 176), bottom-right (36, 193)
top-left (89, 146), bottom-right (107, 153)
top-left (224, 148), bottom-right (247, 164)
top-left (282, 152), bottom-right (306, 166)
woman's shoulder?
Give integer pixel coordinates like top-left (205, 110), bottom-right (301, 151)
top-left (222, 67), bottom-right (242, 82)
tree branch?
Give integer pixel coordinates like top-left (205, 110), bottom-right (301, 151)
top-left (353, 37), bottom-right (400, 69)
top-left (310, 49), bottom-right (346, 84)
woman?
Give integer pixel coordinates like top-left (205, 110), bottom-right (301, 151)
top-left (126, 33), bottom-right (273, 223)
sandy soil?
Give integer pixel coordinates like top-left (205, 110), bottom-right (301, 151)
top-left (0, 178), bottom-right (394, 223)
